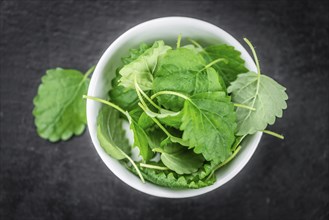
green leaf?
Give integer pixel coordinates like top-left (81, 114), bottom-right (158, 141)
top-left (109, 43), bottom-right (153, 111)
top-left (157, 47), bottom-right (206, 70)
top-left (156, 138), bottom-right (205, 174)
top-left (138, 112), bottom-right (155, 130)
top-left (121, 43), bottom-right (151, 65)
top-left (108, 69), bottom-right (139, 111)
top-left (182, 44), bottom-right (203, 54)
top-left (227, 72), bottom-right (288, 135)
top-left (119, 40), bottom-right (171, 90)
top-left (97, 106), bottom-right (130, 160)
top-left (33, 68), bottom-right (90, 142)
top-left (127, 163), bottom-right (216, 189)
top-left (146, 127), bottom-right (167, 150)
top-left (158, 111), bottom-right (183, 129)
top-left (140, 103), bottom-right (181, 119)
top-left (181, 92), bottom-right (237, 162)
top-left (203, 44), bottom-right (248, 86)
top-left (129, 109), bottom-right (154, 161)
top-left (153, 48), bottom-right (224, 111)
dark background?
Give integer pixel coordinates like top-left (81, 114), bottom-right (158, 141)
top-left (0, 0), bottom-right (328, 219)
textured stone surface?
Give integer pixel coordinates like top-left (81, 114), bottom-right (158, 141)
top-left (0, 0), bottom-right (328, 219)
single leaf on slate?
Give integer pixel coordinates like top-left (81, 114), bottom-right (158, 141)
top-left (227, 72), bottom-right (288, 135)
top-left (33, 68), bottom-right (90, 142)
top-left (181, 92), bottom-right (236, 162)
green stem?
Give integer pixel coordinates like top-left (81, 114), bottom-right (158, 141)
top-left (134, 80), bottom-right (161, 110)
top-left (134, 78), bottom-right (149, 109)
top-left (244, 38), bottom-right (260, 76)
top-left (140, 163), bottom-right (169, 170)
top-left (152, 148), bottom-right (165, 153)
top-left (213, 146), bottom-right (242, 171)
top-left (83, 65), bottom-right (96, 81)
top-left (83, 95), bottom-right (127, 116)
top-left (176, 34), bottom-right (182, 49)
top-left (138, 103), bottom-right (172, 137)
top-left (201, 58), bottom-right (227, 72)
top-left (232, 134), bottom-right (247, 151)
top-left (206, 170), bottom-right (214, 181)
top-left (151, 91), bottom-right (190, 101)
top-left (187, 38), bottom-right (203, 50)
top-left (243, 39), bottom-right (262, 116)
top-left (262, 130), bottom-right (284, 139)
top-left (118, 148), bottom-right (145, 183)
top-left (233, 103), bottom-right (256, 111)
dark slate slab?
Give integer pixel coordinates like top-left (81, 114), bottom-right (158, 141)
top-left (0, 0), bottom-right (328, 219)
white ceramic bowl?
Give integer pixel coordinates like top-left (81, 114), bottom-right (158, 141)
top-left (86, 17), bottom-right (262, 198)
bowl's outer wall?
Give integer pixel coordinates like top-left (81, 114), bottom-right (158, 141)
top-left (87, 17), bottom-right (262, 198)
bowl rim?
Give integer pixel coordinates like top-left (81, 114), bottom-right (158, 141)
top-left (87, 16), bottom-right (262, 198)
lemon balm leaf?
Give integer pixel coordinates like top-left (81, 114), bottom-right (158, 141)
top-left (97, 106), bottom-right (144, 182)
top-left (228, 72), bottom-right (288, 135)
top-left (127, 163), bottom-right (216, 189)
top-left (153, 48), bottom-right (224, 111)
top-left (155, 138), bottom-right (205, 175)
top-left (158, 111), bottom-right (183, 129)
top-left (97, 106), bottom-right (130, 159)
top-left (109, 43), bottom-right (153, 111)
top-left (227, 39), bottom-right (288, 135)
top-left (203, 44), bottom-right (248, 86)
top-left (108, 69), bottom-right (139, 111)
top-left (181, 92), bottom-right (237, 162)
top-left (121, 43), bottom-right (151, 65)
top-left (33, 67), bottom-right (92, 142)
top-left (129, 108), bottom-right (154, 161)
top-left (119, 40), bottom-right (171, 90)
top-left (86, 96), bottom-right (154, 162)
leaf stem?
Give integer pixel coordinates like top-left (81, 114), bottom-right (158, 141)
top-left (151, 91), bottom-right (190, 101)
top-left (118, 148), bottom-right (145, 183)
top-left (206, 170), bottom-right (214, 181)
top-left (201, 58), bottom-right (227, 71)
top-left (83, 95), bottom-right (127, 116)
top-left (134, 79), bottom-right (161, 110)
top-left (187, 38), bottom-right (203, 50)
top-left (140, 163), bottom-right (169, 170)
top-left (138, 103), bottom-right (172, 137)
top-left (233, 103), bottom-right (256, 111)
top-left (262, 130), bottom-right (284, 139)
top-left (134, 78), bottom-right (149, 109)
top-left (231, 134), bottom-right (247, 151)
top-left (244, 38), bottom-right (260, 76)
top-left (152, 148), bottom-right (165, 153)
top-left (213, 146), bottom-right (242, 172)
top-left (83, 65), bottom-right (96, 81)
top-left (176, 34), bottom-right (182, 49)
top-left (243, 39), bottom-right (262, 116)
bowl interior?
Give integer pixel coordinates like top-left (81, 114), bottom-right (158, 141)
top-left (87, 17), bottom-right (262, 198)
